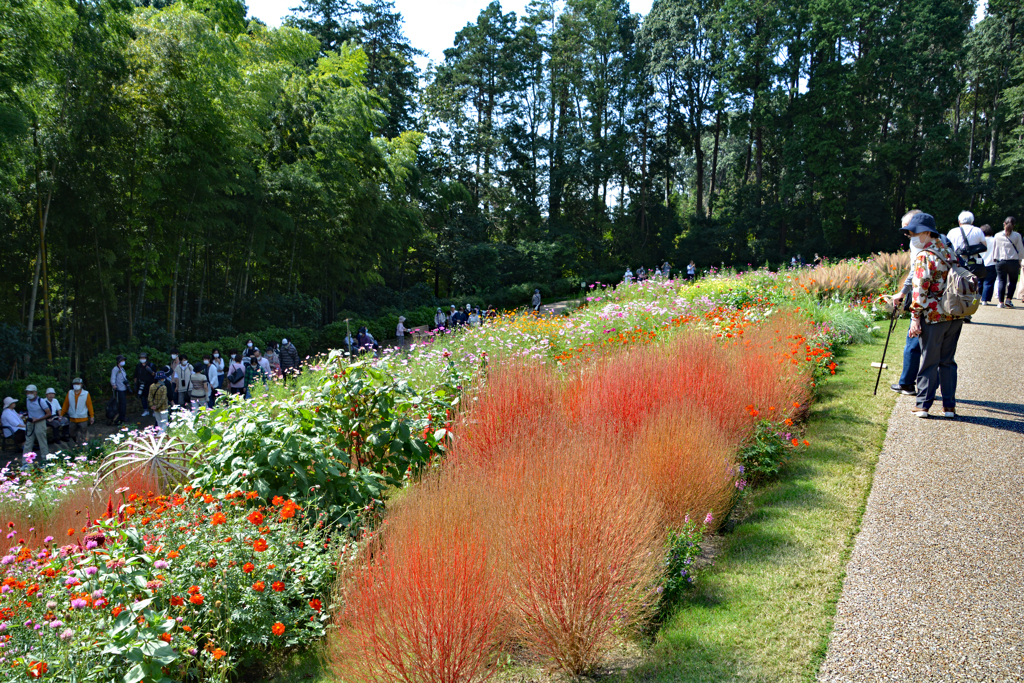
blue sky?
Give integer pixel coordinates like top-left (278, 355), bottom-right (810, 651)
top-left (245, 0), bottom-right (655, 67)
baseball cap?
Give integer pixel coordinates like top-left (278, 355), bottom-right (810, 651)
top-left (25, 384), bottom-right (37, 393)
top-left (45, 388), bottom-right (56, 395)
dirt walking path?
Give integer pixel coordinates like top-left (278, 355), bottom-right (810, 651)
top-left (819, 304), bottom-right (1024, 681)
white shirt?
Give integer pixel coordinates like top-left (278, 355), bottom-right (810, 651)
top-left (2, 408), bottom-right (25, 437)
top-left (982, 236), bottom-right (996, 267)
top-left (396, 322), bottom-right (407, 337)
top-left (257, 357), bottom-right (271, 375)
top-left (44, 398), bottom-right (62, 417)
top-left (947, 224), bottom-right (986, 263)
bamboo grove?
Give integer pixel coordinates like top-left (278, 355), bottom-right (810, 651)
top-left (1, 0), bottom-right (1022, 373)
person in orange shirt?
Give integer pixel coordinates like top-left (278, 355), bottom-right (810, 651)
top-left (61, 378), bottom-right (94, 446)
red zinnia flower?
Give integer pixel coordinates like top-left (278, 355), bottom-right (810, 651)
top-left (252, 581), bottom-right (265, 592)
top-left (170, 596), bottom-right (184, 606)
top-left (210, 512), bottom-right (227, 525)
top-left (271, 581), bottom-right (285, 592)
top-left (309, 599), bottom-right (322, 612)
top-left (272, 622), bottom-right (285, 636)
top-left (242, 562), bottom-right (255, 574)
top-left (253, 539), bottom-right (268, 552)
top-left (190, 594), bottom-right (204, 605)
top-left (247, 511), bottom-right (264, 526)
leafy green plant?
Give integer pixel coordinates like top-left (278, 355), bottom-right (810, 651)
top-left (739, 420), bottom-right (788, 484)
top-left (660, 517), bottom-right (711, 610)
top-left (189, 352), bottom-right (457, 528)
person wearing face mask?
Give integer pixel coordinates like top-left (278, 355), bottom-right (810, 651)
top-left (902, 212), bottom-right (965, 419)
top-left (43, 388), bottom-right (69, 442)
top-left (61, 378), bottom-right (94, 445)
top-left (134, 352), bottom-right (156, 417)
top-left (110, 355), bottom-right (129, 425)
top-left (174, 353), bottom-right (194, 409)
top-left (890, 209), bottom-right (927, 395)
top-left (201, 354), bottom-right (219, 408)
top-left (265, 342), bottom-right (281, 378)
top-left (242, 339), bottom-right (259, 361)
top-left (210, 349), bottom-right (226, 390)
top-left (148, 370), bottom-right (170, 431)
top-left (22, 384), bottom-right (50, 466)
top-left (279, 338), bottom-right (299, 383)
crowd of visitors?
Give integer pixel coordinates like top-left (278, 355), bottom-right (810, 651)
top-left (890, 210), bottom-right (1021, 418)
top-left (1, 337), bottom-right (304, 467)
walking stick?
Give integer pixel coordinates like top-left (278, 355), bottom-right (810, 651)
top-left (873, 298), bottom-right (904, 396)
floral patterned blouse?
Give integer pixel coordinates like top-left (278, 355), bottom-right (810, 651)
top-left (910, 240), bottom-right (957, 323)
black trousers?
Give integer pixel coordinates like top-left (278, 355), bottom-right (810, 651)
top-left (994, 259), bottom-right (1020, 303)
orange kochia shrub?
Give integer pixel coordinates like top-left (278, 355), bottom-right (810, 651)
top-left (329, 315), bottom-right (816, 678)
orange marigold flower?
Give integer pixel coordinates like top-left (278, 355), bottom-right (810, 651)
top-left (212, 648), bottom-right (227, 660)
top-left (271, 496), bottom-right (285, 506)
top-left (271, 581), bottom-right (285, 592)
top-left (252, 581), bottom-right (265, 592)
top-left (784, 418), bottom-right (794, 426)
top-left (111, 605), bottom-right (124, 617)
top-left (187, 585), bottom-right (200, 594)
top-left (803, 440), bottom-right (810, 447)
top-left (242, 562), bottom-right (255, 574)
top-left (247, 511), bottom-right (264, 526)
top-left (253, 539), bottom-right (268, 552)
top-left (190, 594), bottom-right (204, 606)
top-left (207, 558), bottom-right (217, 569)
top-left (245, 491), bottom-right (259, 500)
top-left (791, 438), bottom-right (800, 447)
top-left (167, 551), bottom-right (179, 559)
top-left (182, 625), bottom-right (192, 632)
top-left (271, 622), bottom-right (285, 636)
top-left (67, 528), bottom-right (75, 537)
top-left (159, 633), bottom-right (172, 643)
top-left (170, 596), bottom-right (184, 606)
top-left (210, 512), bottom-right (227, 525)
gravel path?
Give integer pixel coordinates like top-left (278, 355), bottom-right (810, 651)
top-left (819, 304), bottom-right (1024, 681)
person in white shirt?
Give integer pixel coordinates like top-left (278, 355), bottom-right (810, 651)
top-left (433, 308), bottom-right (446, 331)
top-left (110, 355), bottom-right (129, 425)
top-left (22, 384), bottom-right (50, 465)
top-left (946, 211), bottom-right (987, 281)
top-left (201, 354), bottom-right (219, 408)
top-left (687, 261), bottom-right (697, 280)
top-left (979, 224), bottom-right (998, 304)
top-left (2, 397), bottom-right (26, 447)
top-left (468, 308), bottom-right (481, 327)
top-left (43, 388), bottom-right (69, 442)
top-left (991, 216), bottom-right (1024, 308)
top-left (396, 316), bottom-right (409, 350)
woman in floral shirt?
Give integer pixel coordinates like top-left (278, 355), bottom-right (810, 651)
top-left (904, 212), bottom-right (964, 419)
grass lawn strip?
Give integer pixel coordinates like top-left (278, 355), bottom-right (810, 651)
top-left (629, 322), bottom-right (904, 683)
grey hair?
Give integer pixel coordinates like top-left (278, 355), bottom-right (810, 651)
top-left (901, 208), bottom-right (922, 226)
top-left (958, 210), bottom-right (975, 225)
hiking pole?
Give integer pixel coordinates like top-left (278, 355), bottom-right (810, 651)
top-left (872, 298), bottom-right (904, 396)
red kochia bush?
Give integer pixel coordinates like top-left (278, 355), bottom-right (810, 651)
top-left (492, 433), bottom-right (664, 674)
top-left (327, 473), bottom-right (506, 683)
top-left (633, 406), bottom-right (737, 529)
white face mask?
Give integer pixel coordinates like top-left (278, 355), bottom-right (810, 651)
top-left (27, 393), bottom-right (35, 400)
top-left (213, 353), bottom-right (219, 358)
top-left (910, 235), bottom-right (927, 251)
top-left (171, 354), bottom-right (177, 360)
top-left (138, 358), bottom-right (145, 364)
top-left (247, 342), bottom-right (253, 348)
top-left (204, 359), bottom-right (210, 365)
top-left (72, 384), bottom-right (81, 391)
top-left (119, 361), bottom-right (125, 367)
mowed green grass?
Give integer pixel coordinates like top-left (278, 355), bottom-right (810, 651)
top-left (627, 323), bottom-right (905, 683)
top-left (261, 325), bottom-right (906, 683)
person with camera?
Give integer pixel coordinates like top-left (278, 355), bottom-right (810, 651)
top-left (173, 353), bottom-right (194, 409)
top-left (946, 211), bottom-right (987, 321)
top-left (134, 352), bottom-right (156, 417)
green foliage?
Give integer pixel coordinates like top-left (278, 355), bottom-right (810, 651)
top-left (188, 353), bottom-right (456, 526)
top-left (660, 517), bottom-right (709, 611)
top-left (738, 419), bottom-right (788, 484)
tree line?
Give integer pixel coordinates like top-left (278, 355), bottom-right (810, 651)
top-left (1, 0), bottom-right (1022, 377)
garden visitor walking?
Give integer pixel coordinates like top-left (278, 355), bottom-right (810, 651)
top-left (110, 355), bottom-right (129, 424)
top-left (227, 354), bottom-right (246, 396)
top-left (243, 339), bottom-right (259, 361)
top-left (174, 354), bottom-right (194, 408)
top-left (201, 354), bottom-right (219, 408)
top-left (265, 342), bottom-right (281, 377)
top-left (433, 308), bottom-right (447, 330)
top-left (148, 371), bottom-right (169, 431)
top-left (532, 289), bottom-right (542, 312)
top-left (43, 388), bottom-right (69, 441)
top-left (2, 397), bottom-right (26, 447)
top-left (991, 216), bottom-right (1023, 308)
top-left (61, 379), bottom-right (93, 445)
top-left (980, 224), bottom-right (998, 304)
top-left (947, 211), bottom-right (987, 279)
top-left (663, 261), bottom-right (671, 279)
top-left (279, 338), bottom-right (299, 381)
top-left (134, 352), bottom-right (155, 417)
top-left (189, 371), bottom-right (210, 410)
top-left (687, 260), bottom-right (696, 280)
top-left (22, 384), bottom-right (50, 465)
top-left (211, 349), bottom-right (226, 387)
top-left (902, 212), bottom-right (965, 419)
top-left (396, 316), bottom-right (409, 349)
top-left (890, 209), bottom-right (925, 395)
